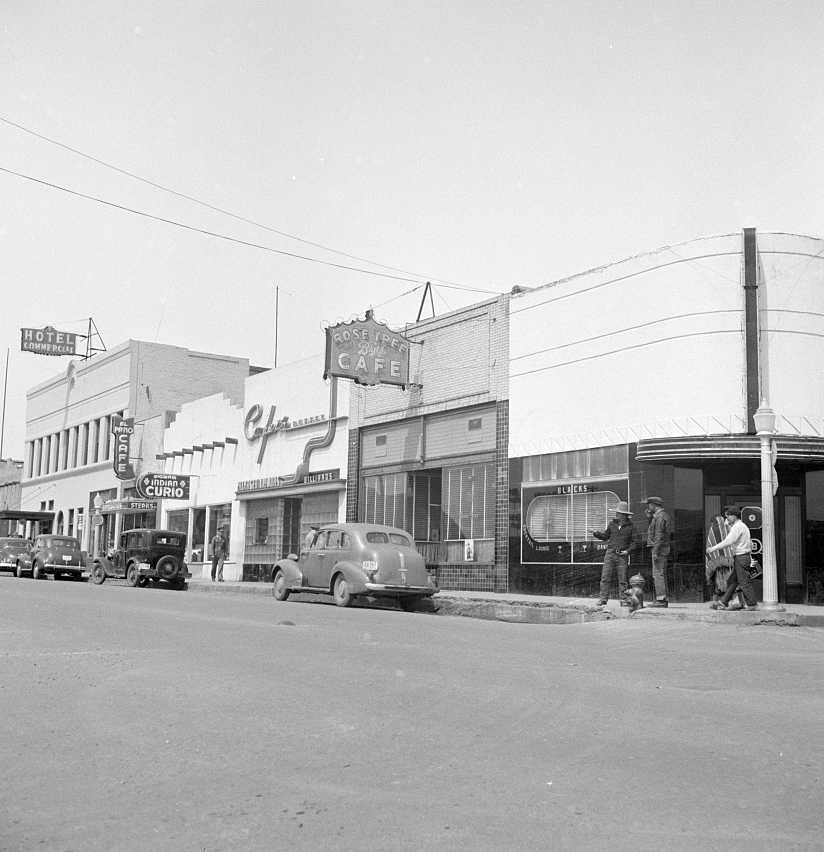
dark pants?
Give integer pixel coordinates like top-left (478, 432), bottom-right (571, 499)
top-left (720, 554), bottom-right (757, 607)
top-left (211, 555), bottom-right (224, 582)
top-left (651, 552), bottom-right (669, 600)
top-left (599, 551), bottom-right (628, 601)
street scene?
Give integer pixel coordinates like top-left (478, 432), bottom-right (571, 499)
top-left (2, 577), bottom-right (823, 852)
top-left (3, 2), bottom-right (824, 850)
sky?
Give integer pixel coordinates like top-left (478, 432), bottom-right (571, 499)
top-left (2, 0), bottom-right (823, 459)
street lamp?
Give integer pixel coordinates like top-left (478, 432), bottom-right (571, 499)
top-left (753, 401), bottom-right (782, 611)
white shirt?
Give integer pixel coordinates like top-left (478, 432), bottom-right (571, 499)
top-left (714, 519), bottom-right (752, 556)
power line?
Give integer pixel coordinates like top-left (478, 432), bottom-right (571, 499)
top-left (0, 114), bottom-right (482, 292)
top-left (0, 164), bottom-right (496, 292)
top-left (510, 329), bottom-right (742, 378)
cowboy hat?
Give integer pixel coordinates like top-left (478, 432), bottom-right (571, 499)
top-left (642, 496), bottom-right (664, 506)
top-left (614, 501), bottom-right (632, 515)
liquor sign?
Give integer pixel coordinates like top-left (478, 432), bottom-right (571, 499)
top-left (111, 415), bottom-right (136, 480)
top-left (136, 473), bottom-right (191, 500)
top-left (244, 404), bottom-right (327, 464)
top-left (20, 326), bottom-right (77, 356)
top-left (324, 311), bottom-right (411, 388)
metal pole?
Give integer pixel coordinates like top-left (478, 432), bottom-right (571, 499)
top-left (758, 429), bottom-right (782, 610)
top-left (274, 285), bottom-right (279, 368)
top-left (0, 347), bottom-right (8, 458)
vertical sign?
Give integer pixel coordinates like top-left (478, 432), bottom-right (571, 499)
top-left (111, 415), bottom-right (135, 480)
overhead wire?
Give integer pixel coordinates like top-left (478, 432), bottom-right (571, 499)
top-left (0, 114), bottom-right (484, 293)
top-left (0, 164), bottom-right (495, 292)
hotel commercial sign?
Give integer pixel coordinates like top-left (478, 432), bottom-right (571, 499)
top-left (20, 326), bottom-right (77, 356)
top-left (324, 311), bottom-right (411, 388)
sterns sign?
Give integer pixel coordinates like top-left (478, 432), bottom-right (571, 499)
top-left (324, 311), bottom-right (410, 388)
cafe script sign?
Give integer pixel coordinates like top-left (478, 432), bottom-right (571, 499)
top-left (324, 311), bottom-right (411, 388)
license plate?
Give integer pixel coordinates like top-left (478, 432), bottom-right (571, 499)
top-left (62, 555), bottom-right (72, 561)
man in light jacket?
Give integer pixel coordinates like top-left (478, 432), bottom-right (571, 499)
top-left (706, 505), bottom-right (758, 610)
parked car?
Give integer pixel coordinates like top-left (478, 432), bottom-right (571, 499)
top-left (90, 528), bottom-right (190, 589)
top-left (21, 534), bottom-right (85, 580)
top-left (271, 522), bottom-right (437, 610)
top-left (0, 536), bottom-right (32, 577)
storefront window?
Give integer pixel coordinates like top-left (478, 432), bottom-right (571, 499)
top-left (362, 473), bottom-right (409, 530)
top-left (191, 508), bottom-right (206, 561)
top-left (166, 510), bottom-right (189, 535)
top-left (805, 471), bottom-right (824, 602)
top-left (523, 445), bottom-right (627, 483)
top-left (208, 503), bottom-right (232, 543)
top-left (442, 462), bottom-right (495, 540)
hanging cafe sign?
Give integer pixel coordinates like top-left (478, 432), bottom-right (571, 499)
top-left (111, 415), bottom-right (136, 481)
top-left (324, 310), bottom-right (412, 389)
top-left (20, 326), bottom-right (77, 357)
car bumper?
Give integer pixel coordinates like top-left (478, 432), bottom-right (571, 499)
top-left (44, 562), bottom-right (83, 571)
top-left (135, 563), bottom-right (191, 580)
top-left (0, 560), bottom-right (17, 568)
top-left (364, 583), bottom-right (435, 596)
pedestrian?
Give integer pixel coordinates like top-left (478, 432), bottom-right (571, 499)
top-left (705, 513), bottom-right (743, 607)
top-left (210, 527), bottom-right (228, 583)
top-left (706, 505), bottom-right (758, 610)
top-left (589, 501), bottom-right (635, 606)
top-left (642, 496), bottom-right (672, 607)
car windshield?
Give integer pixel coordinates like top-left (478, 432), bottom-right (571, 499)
top-left (43, 537), bottom-right (79, 550)
top-left (366, 532), bottom-right (411, 547)
top-left (154, 534), bottom-right (183, 547)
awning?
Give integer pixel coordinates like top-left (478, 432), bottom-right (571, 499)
top-left (0, 510), bottom-right (55, 522)
top-left (636, 435), bottom-right (824, 463)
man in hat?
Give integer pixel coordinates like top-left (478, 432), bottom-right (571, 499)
top-left (643, 496), bottom-right (672, 607)
top-left (589, 501), bottom-right (636, 607)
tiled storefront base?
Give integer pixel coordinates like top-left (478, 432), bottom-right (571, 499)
top-left (431, 563), bottom-right (508, 593)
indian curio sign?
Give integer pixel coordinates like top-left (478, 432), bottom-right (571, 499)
top-left (136, 473), bottom-right (191, 500)
top-left (324, 311), bottom-right (411, 388)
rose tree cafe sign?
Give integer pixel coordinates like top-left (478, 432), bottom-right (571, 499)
top-left (136, 473), bottom-right (191, 500)
top-left (324, 311), bottom-right (411, 388)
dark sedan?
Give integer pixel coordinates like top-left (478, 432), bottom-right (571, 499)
top-left (0, 537), bottom-right (32, 577)
top-left (271, 522), bottom-right (437, 610)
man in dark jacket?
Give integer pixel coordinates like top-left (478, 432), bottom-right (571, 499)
top-left (643, 496), bottom-right (672, 607)
top-left (590, 501), bottom-right (635, 606)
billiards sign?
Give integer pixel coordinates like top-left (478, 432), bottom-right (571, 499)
top-left (324, 310), bottom-right (411, 388)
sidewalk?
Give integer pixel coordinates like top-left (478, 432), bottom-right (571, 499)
top-left (187, 578), bottom-right (824, 627)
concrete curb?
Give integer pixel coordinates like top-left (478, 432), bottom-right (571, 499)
top-left (186, 582), bottom-right (824, 627)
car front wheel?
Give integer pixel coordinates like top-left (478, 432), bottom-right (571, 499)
top-left (333, 574), bottom-right (352, 607)
top-left (126, 563), bottom-right (140, 587)
top-left (272, 569), bottom-right (290, 601)
top-left (90, 563), bottom-right (106, 585)
top-left (32, 561), bottom-right (43, 580)
top-left (15, 563), bottom-right (25, 578)
top-left (399, 596), bottom-right (422, 612)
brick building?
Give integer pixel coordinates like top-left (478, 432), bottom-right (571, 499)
top-left (346, 295), bottom-right (510, 591)
top-left (20, 340), bottom-right (251, 555)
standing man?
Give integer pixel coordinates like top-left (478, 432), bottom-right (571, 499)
top-left (210, 527), bottom-right (228, 583)
top-left (643, 496), bottom-right (672, 607)
top-left (589, 501), bottom-right (635, 607)
top-left (706, 505), bottom-right (758, 610)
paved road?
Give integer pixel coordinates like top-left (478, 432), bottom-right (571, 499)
top-left (1, 576), bottom-right (822, 852)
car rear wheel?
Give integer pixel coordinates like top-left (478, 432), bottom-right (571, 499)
top-left (15, 563), bottom-right (24, 578)
top-left (126, 563), bottom-right (140, 587)
top-left (272, 569), bottom-right (290, 601)
top-left (332, 574), bottom-right (352, 607)
top-left (90, 563), bottom-right (106, 585)
top-left (32, 561), bottom-right (43, 580)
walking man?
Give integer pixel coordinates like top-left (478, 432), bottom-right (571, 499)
top-left (643, 496), bottom-right (672, 607)
top-left (706, 505), bottom-right (758, 610)
top-left (589, 501), bottom-right (635, 606)
top-left (210, 527), bottom-right (228, 583)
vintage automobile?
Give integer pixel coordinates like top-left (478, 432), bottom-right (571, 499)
top-left (271, 522), bottom-right (437, 610)
top-left (90, 528), bottom-right (190, 589)
top-left (21, 534), bottom-right (85, 580)
top-left (0, 536), bottom-right (32, 576)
